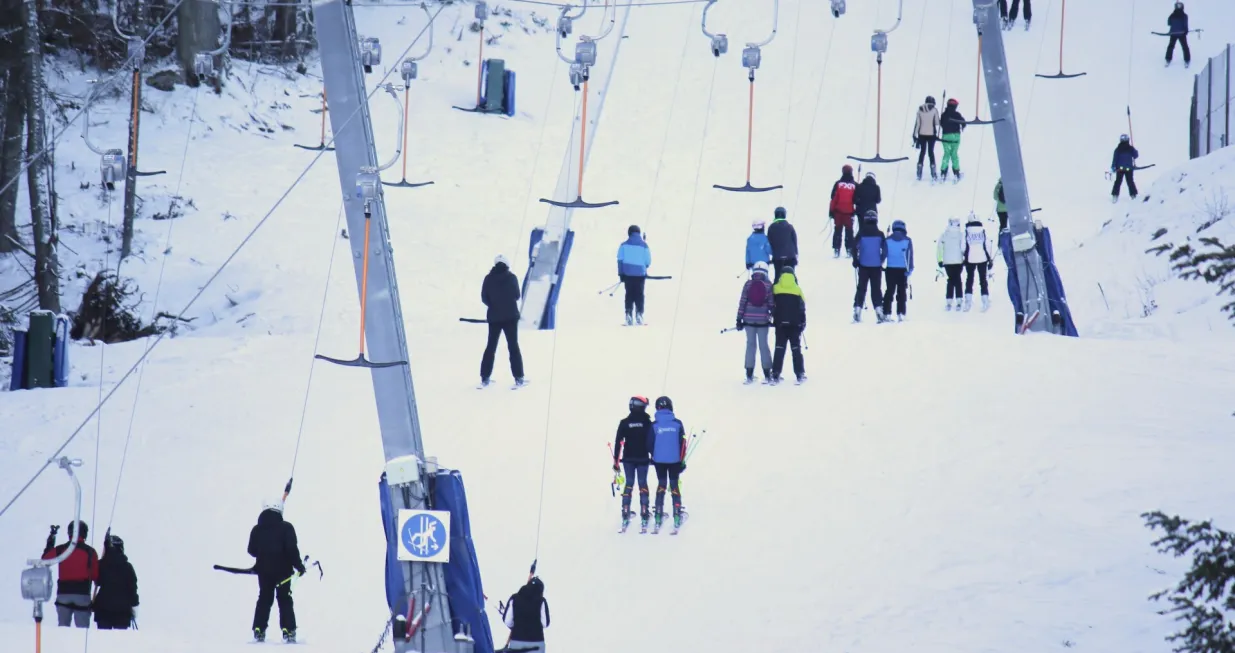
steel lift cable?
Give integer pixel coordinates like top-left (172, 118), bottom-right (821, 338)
top-left (711, 0), bottom-right (784, 192)
top-left (507, 56), bottom-right (563, 259)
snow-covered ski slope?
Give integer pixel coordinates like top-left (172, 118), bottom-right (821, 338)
top-left (3, 0), bottom-right (1235, 651)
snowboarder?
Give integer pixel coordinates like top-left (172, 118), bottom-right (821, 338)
top-left (994, 179), bottom-right (1008, 231)
top-left (745, 220), bottom-right (772, 270)
top-left (1110, 134), bottom-right (1140, 202)
top-left (617, 225), bottom-right (651, 325)
top-left (650, 396), bottom-right (687, 532)
top-left (770, 266), bottom-right (806, 384)
top-left (999, 0), bottom-right (1031, 30)
top-left (501, 576), bottom-right (549, 653)
top-left (766, 207), bottom-right (798, 280)
top-left (882, 220), bottom-right (914, 321)
top-left (1165, 2), bottom-right (1191, 68)
top-left (962, 215), bottom-right (993, 312)
top-left (852, 211), bottom-right (888, 323)
top-left (248, 499), bottom-right (306, 643)
top-left (41, 521), bottom-right (98, 628)
top-left (939, 98), bottom-right (966, 183)
top-left (912, 96), bottom-right (941, 181)
top-left (854, 171), bottom-right (882, 219)
top-left (936, 217), bottom-right (966, 311)
top-left (480, 254), bottom-right (526, 388)
top-left (93, 532), bottom-right (139, 630)
top-left (736, 261), bottom-right (775, 383)
top-left (613, 396), bottom-right (654, 532)
top-left (828, 164), bottom-right (858, 257)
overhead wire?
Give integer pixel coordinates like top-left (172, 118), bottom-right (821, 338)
top-left (774, 0), bottom-right (805, 205)
top-left (508, 56), bottom-right (561, 258)
top-left (885, 0), bottom-right (930, 221)
top-left (638, 4), bottom-right (698, 236)
top-left (788, 16), bottom-right (837, 216)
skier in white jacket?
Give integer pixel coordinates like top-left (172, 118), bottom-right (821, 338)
top-left (936, 218), bottom-right (966, 311)
top-left (962, 215), bottom-right (993, 312)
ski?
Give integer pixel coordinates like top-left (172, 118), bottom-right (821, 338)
top-left (477, 381), bottom-right (493, 390)
top-left (511, 379), bottom-right (530, 390)
top-left (671, 512), bottom-right (688, 535)
top-left (1019, 310), bottom-right (1041, 334)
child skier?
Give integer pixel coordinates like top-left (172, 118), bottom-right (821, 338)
top-left (936, 217), bottom-right (966, 311)
top-left (736, 261), bottom-right (775, 383)
top-left (994, 179), bottom-right (1008, 231)
top-left (1110, 135), bottom-right (1140, 202)
top-left (852, 211), bottom-right (888, 323)
top-left (854, 171), bottom-right (882, 219)
top-left (650, 396), bottom-right (687, 533)
top-left (962, 215), bottom-right (993, 312)
top-left (883, 220), bottom-right (914, 321)
top-left (745, 220), bottom-right (772, 270)
top-left (912, 96), bottom-right (941, 181)
top-left (1165, 2), bottom-right (1191, 68)
top-left (617, 225), bottom-right (651, 325)
top-left (770, 266), bottom-right (807, 384)
top-left (613, 396), bottom-right (654, 532)
top-left (828, 164), bottom-right (858, 257)
top-left (93, 532), bottom-right (139, 630)
top-left (501, 577), bottom-right (549, 653)
top-left (939, 99), bottom-right (966, 183)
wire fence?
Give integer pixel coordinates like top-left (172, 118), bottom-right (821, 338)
top-left (1191, 43), bottom-right (1232, 159)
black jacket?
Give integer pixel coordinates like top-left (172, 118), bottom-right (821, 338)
top-left (248, 509), bottom-right (305, 580)
top-left (771, 292), bottom-right (806, 329)
top-left (854, 178), bottom-right (882, 218)
top-left (93, 542), bottom-right (139, 623)
top-left (481, 262), bottom-right (521, 323)
top-left (504, 579), bottom-right (550, 643)
top-left (614, 410), bottom-right (654, 463)
top-left (941, 106), bottom-right (967, 135)
top-left (766, 218), bottom-right (798, 260)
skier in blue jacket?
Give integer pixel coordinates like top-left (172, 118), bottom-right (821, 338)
top-left (852, 211), bottom-right (888, 323)
top-left (882, 220), bottom-right (914, 321)
top-left (617, 225), bottom-right (651, 325)
top-left (745, 220), bottom-right (773, 270)
top-left (1110, 135), bottom-right (1140, 202)
top-left (1165, 2), bottom-right (1191, 68)
top-left (650, 396), bottom-right (687, 532)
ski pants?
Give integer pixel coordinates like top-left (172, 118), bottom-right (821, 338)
top-left (55, 594), bottom-right (91, 628)
top-left (1111, 168), bottom-right (1138, 198)
top-left (943, 264), bottom-right (964, 299)
top-left (622, 276), bottom-right (646, 316)
top-left (771, 326), bottom-right (804, 379)
top-left (773, 257), bottom-right (797, 281)
top-left (253, 574), bottom-right (296, 632)
top-left (997, 211), bottom-right (1009, 231)
top-left (854, 266), bottom-right (883, 309)
top-left (620, 462), bottom-right (650, 517)
top-left (831, 219), bottom-right (854, 254)
top-left (744, 325), bottom-right (771, 372)
top-left (940, 133), bottom-right (961, 173)
top-left (653, 463), bottom-right (682, 515)
top-left (1166, 34), bottom-right (1190, 64)
top-left (965, 262), bottom-right (990, 296)
top-left (883, 268), bottom-right (909, 316)
top-left (916, 136), bottom-right (937, 167)
top-left (95, 609), bottom-right (133, 630)
top-left (481, 319), bottom-right (524, 381)
top-left (999, 0), bottom-right (1030, 21)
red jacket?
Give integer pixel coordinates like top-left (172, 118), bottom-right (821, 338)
top-left (43, 538), bottom-right (99, 596)
top-left (829, 177), bottom-right (857, 224)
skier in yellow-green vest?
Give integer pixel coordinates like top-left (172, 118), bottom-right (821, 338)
top-left (939, 98), bottom-right (966, 184)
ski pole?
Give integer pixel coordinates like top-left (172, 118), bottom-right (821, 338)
top-left (598, 281), bottom-right (621, 295)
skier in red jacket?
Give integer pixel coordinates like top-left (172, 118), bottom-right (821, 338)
top-left (42, 521), bottom-right (99, 628)
top-left (828, 164), bottom-right (858, 258)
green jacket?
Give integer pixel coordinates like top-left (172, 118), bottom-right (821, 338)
top-left (994, 180), bottom-right (1006, 212)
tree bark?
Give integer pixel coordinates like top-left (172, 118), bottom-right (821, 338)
top-left (22, 0), bottom-right (60, 313)
top-left (0, 0), bottom-right (26, 252)
top-left (177, 0), bottom-right (220, 86)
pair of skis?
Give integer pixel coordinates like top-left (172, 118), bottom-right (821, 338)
top-left (619, 511), bottom-right (686, 535)
top-left (477, 379), bottom-right (530, 390)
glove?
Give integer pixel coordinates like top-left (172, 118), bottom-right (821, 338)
top-left (49, 525), bottom-right (60, 535)
top-left (612, 460), bottom-right (619, 472)
top-left (679, 462), bottom-right (687, 474)
top-left (298, 567), bottom-right (307, 577)
top-left (131, 607), bottom-right (138, 619)
top-left (937, 261), bottom-right (943, 269)
top-left (987, 260), bottom-right (993, 271)
top-left (912, 135), bottom-right (919, 147)
top-left (736, 319), bottom-right (744, 330)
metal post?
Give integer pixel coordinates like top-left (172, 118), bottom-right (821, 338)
top-left (310, 1), bottom-right (453, 650)
top-left (121, 41), bottom-right (143, 259)
top-left (1225, 45), bottom-right (1230, 150)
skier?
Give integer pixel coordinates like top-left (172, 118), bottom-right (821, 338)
top-left (736, 261), bottom-right (775, 384)
top-left (882, 220), bottom-right (914, 322)
top-left (770, 266), bottom-right (807, 384)
top-left (613, 396), bottom-right (654, 532)
top-left (766, 207), bottom-right (798, 280)
top-left (480, 254), bottom-right (526, 388)
top-left (617, 225), bottom-right (651, 325)
top-left (852, 211), bottom-right (888, 323)
top-left (999, 0), bottom-right (1031, 30)
top-left (854, 171), bottom-right (881, 219)
top-left (936, 217), bottom-right (966, 311)
top-left (1110, 134), bottom-right (1140, 203)
top-left (248, 499), bottom-right (306, 643)
top-left (962, 215), bottom-right (993, 312)
top-left (650, 396), bottom-right (687, 533)
top-left (1165, 2), bottom-right (1191, 68)
top-left (993, 179), bottom-right (1008, 231)
top-left (912, 96), bottom-right (941, 181)
top-left (93, 532), bottom-right (139, 630)
top-left (501, 577), bottom-right (549, 653)
top-left (41, 521), bottom-right (99, 628)
top-left (745, 220), bottom-right (772, 270)
top-left (939, 99), bottom-right (966, 183)
top-left (828, 164), bottom-right (858, 257)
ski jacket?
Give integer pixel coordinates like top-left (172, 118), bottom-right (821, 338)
top-left (737, 270), bottom-right (775, 325)
top-left (941, 106), bottom-right (966, 135)
top-left (1168, 9), bottom-right (1188, 35)
top-left (248, 509), bottom-right (306, 580)
top-left (481, 262), bottom-right (521, 323)
top-left (1111, 142), bottom-right (1139, 171)
top-left (614, 410), bottom-right (654, 463)
top-left (829, 174), bottom-right (858, 220)
top-left (93, 542), bottom-right (139, 621)
top-left (854, 178), bottom-right (882, 218)
top-left (651, 409), bottom-right (687, 464)
top-left (503, 580), bottom-right (549, 643)
top-left (963, 220), bottom-right (992, 264)
top-left (771, 272), bottom-right (806, 329)
top-left (42, 537), bottom-right (98, 596)
top-left (766, 217), bottom-right (798, 260)
top-left (914, 104), bottom-right (941, 138)
top-left (745, 231), bottom-right (772, 268)
top-left (885, 223), bottom-right (914, 273)
top-left (994, 180), bottom-right (1006, 212)
top-left (936, 223), bottom-right (965, 265)
top-left (853, 221), bottom-right (887, 268)
top-left (617, 234), bottom-right (651, 277)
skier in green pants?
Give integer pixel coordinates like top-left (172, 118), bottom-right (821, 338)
top-left (939, 98), bottom-right (966, 183)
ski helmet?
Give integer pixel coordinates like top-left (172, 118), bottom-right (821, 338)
top-left (494, 254), bottom-right (510, 266)
top-left (892, 219), bottom-right (907, 232)
top-left (105, 534), bottom-right (125, 553)
top-left (753, 261), bottom-right (769, 274)
top-left (1175, 1), bottom-right (1183, 8)
top-left (630, 395), bottom-right (649, 411)
top-left (864, 171), bottom-right (876, 182)
top-left (655, 396), bottom-right (673, 411)
top-left (1119, 134), bottom-right (1130, 142)
top-left (780, 265), bottom-right (795, 276)
top-left (947, 98), bottom-right (959, 106)
top-left (841, 164), bottom-right (853, 175)
top-left (774, 206), bottom-right (787, 220)
top-left (863, 209), bottom-right (878, 221)
top-left (948, 217), bottom-right (961, 227)
top-left (263, 498), bottom-right (284, 514)
top-left (752, 219), bottom-right (766, 230)
top-left (628, 224), bottom-right (641, 235)
top-left (925, 95), bottom-right (936, 105)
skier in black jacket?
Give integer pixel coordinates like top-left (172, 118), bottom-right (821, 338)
top-left (480, 255), bottom-right (526, 387)
top-left (248, 500), bottom-right (306, 643)
top-left (502, 577), bottom-right (549, 653)
top-left (766, 207), bottom-right (798, 280)
top-left (612, 396), bottom-right (654, 531)
top-left (93, 533), bottom-right (139, 630)
top-left (853, 172), bottom-right (882, 219)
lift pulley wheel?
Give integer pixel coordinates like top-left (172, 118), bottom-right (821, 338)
top-left (557, 15), bottom-right (573, 38)
top-left (831, 0), bottom-right (845, 17)
top-left (741, 45), bottom-right (761, 70)
top-left (475, 1), bottom-right (487, 21)
top-left (400, 59), bottom-right (418, 82)
top-left (575, 39), bottom-right (597, 67)
top-left (710, 34), bottom-right (728, 57)
top-left (360, 37), bottom-right (382, 73)
top-left (193, 52), bottom-right (214, 77)
top-left (356, 168), bottom-right (381, 203)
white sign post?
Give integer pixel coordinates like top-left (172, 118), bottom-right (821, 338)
top-left (397, 509), bottom-right (451, 563)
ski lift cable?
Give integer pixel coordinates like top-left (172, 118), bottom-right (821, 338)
top-left (884, 0), bottom-right (929, 221)
top-left (787, 16), bottom-right (837, 216)
top-left (0, 6), bottom-right (447, 523)
top-left (774, 0), bottom-right (805, 205)
top-left (639, 4), bottom-right (699, 235)
top-left (506, 57), bottom-right (562, 257)
top-left (88, 194), bottom-right (117, 553)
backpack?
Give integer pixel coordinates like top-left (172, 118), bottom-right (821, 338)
top-left (746, 278), bottom-right (769, 307)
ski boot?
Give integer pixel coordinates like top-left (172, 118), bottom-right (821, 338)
top-left (620, 509), bottom-right (632, 532)
top-left (875, 306), bottom-right (890, 323)
top-left (945, 297), bottom-right (953, 311)
top-left (762, 368), bottom-right (773, 384)
top-left (795, 373), bottom-right (807, 385)
top-left (283, 629), bottom-right (296, 643)
top-left (625, 311), bottom-right (634, 326)
top-left (1111, 194), bottom-right (1119, 203)
top-left (833, 248), bottom-right (841, 258)
top-left (652, 510), bottom-right (665, 534)
top-left (954, 297), bottom-right (964, 312)
top-left (852, 306), bottom-right (862, 323)
top-left (635, 312), bottom-right (645, 326)
top-left (671, 508), bottom-right (684, 534)
top-left (744, 367), bottom-right (755, 385)
top-left (981, 295), bottom-right (991, 312)
top-left (963, 294), bottom-right (974, 312)
top-left (478, 378), bottom-right (491, 388)
top-left (953, 170), bottom-right (963, 184)
top-left (1024, 18), bottom-right (1031, 30)
top-left (513, 377), bottom-right (528, 389)
top-left (254, 628), bottom-right (266, 643)
top-left (930, 164), bottom-right (938, 182)
top-left (916, 163), bottom-right (924, 180)
top-left (1185, 60), bottom-right (1191, 69)
top-left (896, 313), bottom-right (905, 323)
top-left (640, 511), bottom-right (650, 534)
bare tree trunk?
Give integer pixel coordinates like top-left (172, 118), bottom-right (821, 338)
top-left (272, 1), bottom-right (296, 60)
top-left (0, 0), bottom-right (26, 253)
top-left (177, 0), bottom-right (220, 86)
top-left (22, 0), bottom-right (60, 313)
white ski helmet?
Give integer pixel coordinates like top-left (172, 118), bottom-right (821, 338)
top-left (494, 254), bottom-right (510, 266)
top-left (263, 498), bottom-right (284, 514)
top-left (753, 261), bottom-right (769, 274)
top-left (752, 219), bottom-right (766, 230)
